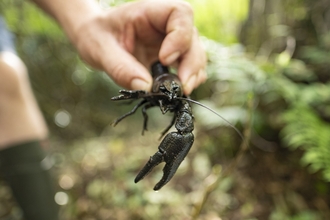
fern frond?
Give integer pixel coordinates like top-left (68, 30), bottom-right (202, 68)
top-left (281, 104), bottom-right (330, 181)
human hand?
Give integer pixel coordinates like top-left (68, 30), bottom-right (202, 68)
top-left (70, 0), bottom-right (206, 95)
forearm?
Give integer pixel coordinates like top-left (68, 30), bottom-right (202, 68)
top-left (30, 0), bottom-right (102, 41)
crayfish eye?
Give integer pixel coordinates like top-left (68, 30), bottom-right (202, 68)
top-left (159, 85), bottom-right (167, 93)
top-left (159, 80), bottom-right (172, 93)
top-left (170, 82), bottom-right (182, 98)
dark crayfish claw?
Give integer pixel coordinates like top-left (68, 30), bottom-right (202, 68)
top-left (134, 131), bottom-right (194, 191)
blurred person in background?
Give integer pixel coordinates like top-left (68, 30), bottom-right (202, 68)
top-left (0, 0), bottom-right (206, 219)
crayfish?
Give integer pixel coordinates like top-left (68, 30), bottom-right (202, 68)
top-left (111, 61), bottom-right (194, 190)
top-left (111, 61), bottom-right (245, 190)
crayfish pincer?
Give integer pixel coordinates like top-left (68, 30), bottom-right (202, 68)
top-left (111, 61), bottom-right (194, 190)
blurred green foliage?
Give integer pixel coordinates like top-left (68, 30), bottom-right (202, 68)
top-left (190, 0), bottom-right (249, 43)
top-left (244, 0), bottom-right (330, 182)
top-left (0, 0), bottom-right (330, 219)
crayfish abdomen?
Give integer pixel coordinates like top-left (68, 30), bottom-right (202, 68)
top-left (111, 61), bottom-right (194, 190)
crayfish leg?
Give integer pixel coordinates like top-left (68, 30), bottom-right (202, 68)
top-left (159, 114), bottom-right (177, 140)
top-left (141, 103), bottom-right (156, 135)
top-left (112, 100), bottom-right (147, 126)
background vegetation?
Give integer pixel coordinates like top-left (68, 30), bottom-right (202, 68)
top-left (1, 0), bottom-right (330, 219)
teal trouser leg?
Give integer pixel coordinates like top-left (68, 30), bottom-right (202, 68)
top-left (0, 141), bottom-right (59, 220)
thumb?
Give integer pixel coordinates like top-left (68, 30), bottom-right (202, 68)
top-left (101, 43), bottom-right (152, 91)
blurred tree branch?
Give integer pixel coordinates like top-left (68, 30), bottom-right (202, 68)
top-left (191, 92), bottom-right (255, 219)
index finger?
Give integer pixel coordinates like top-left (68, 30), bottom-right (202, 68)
top-left (144, 0), bottom-right (194, 64)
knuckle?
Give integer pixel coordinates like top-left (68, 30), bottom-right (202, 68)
top-left (111, 63), bottom-right (125, 79)
top-left (130, 9), bottom-right (145, 24)
top-left (109, 63), bottom-right (128, 86)
top-left (177, 32), bottom-right (192, 49)
top-left (177, 1), bottom-right (194, 17)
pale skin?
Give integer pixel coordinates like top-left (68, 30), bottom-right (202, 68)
top-left (0, 52), bottom-right (48, 147)
top-left (0, 0), bottom-right (206, 148)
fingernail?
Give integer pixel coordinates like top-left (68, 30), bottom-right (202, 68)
top-left (184, 75), bottom-right (197, 95)
top-left (131, 78), bottom-right (151, 91)
top-left (165, 51), bottom-right (180, 64)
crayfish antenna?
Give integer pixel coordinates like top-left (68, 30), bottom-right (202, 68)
top-left (176, 97), bottom-right (248, 146)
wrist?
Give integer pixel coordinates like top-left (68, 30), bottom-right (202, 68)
top-left (31, 0), bottom-right (102, 42)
